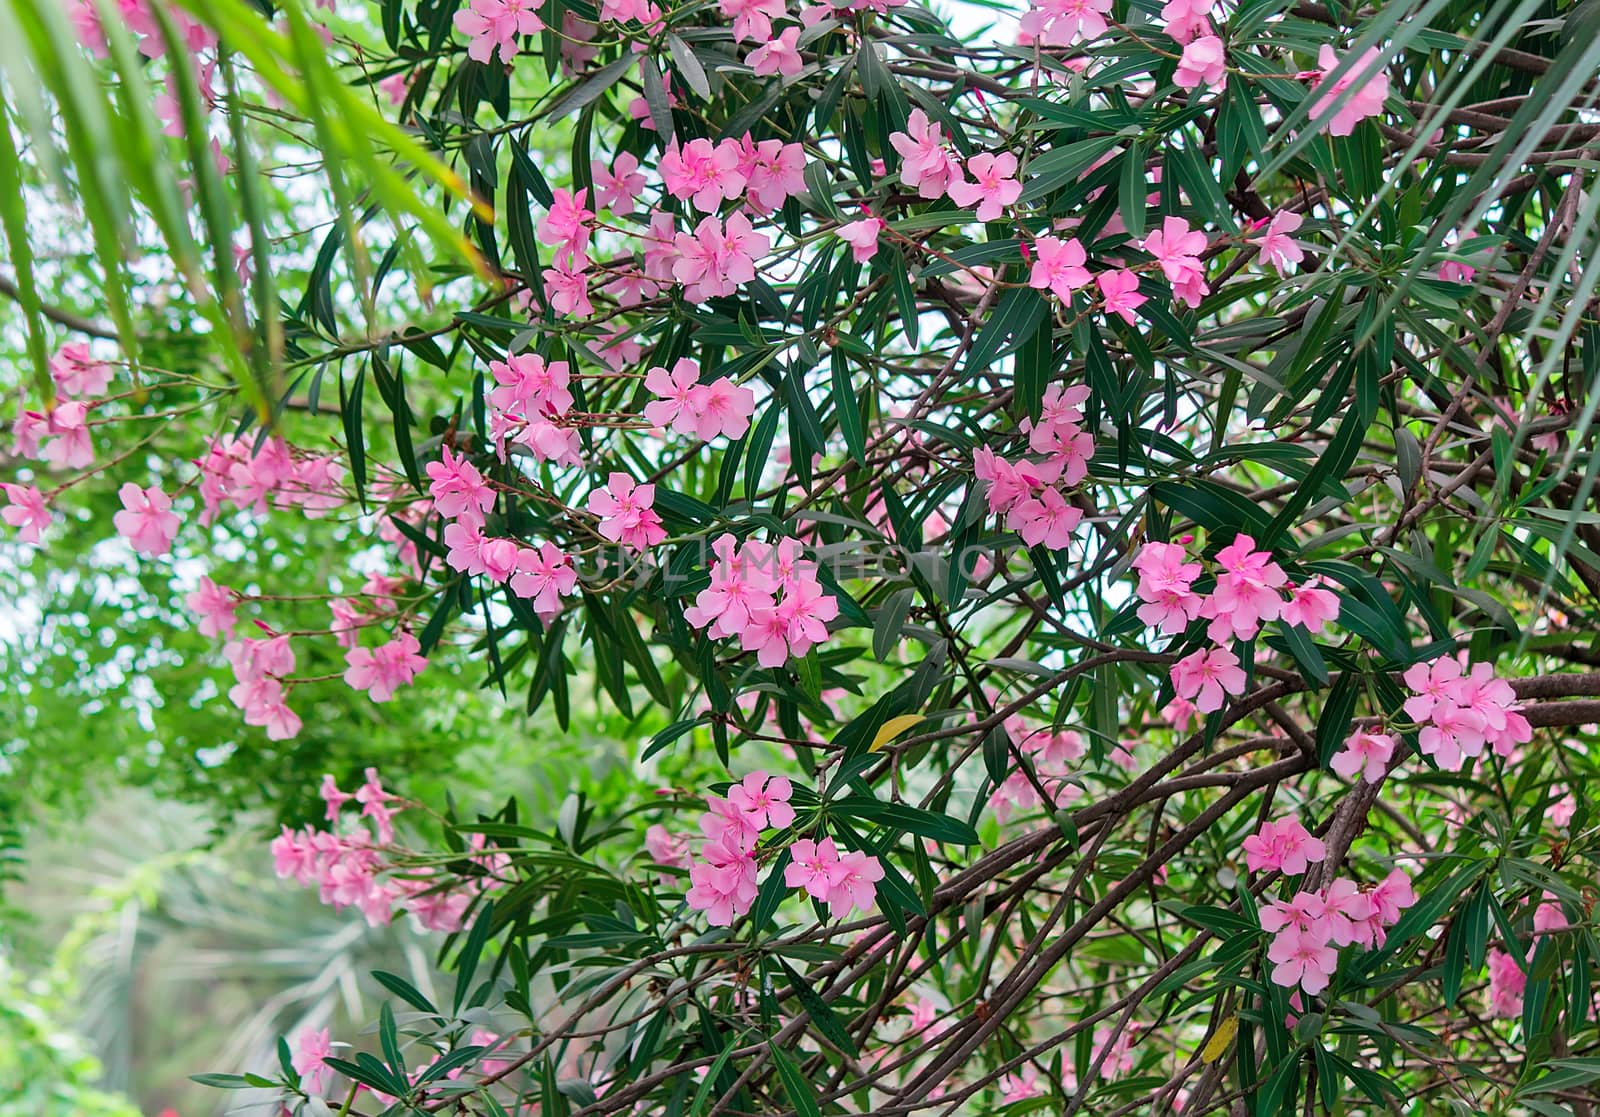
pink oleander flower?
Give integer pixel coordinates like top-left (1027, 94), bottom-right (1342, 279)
top-left (728, 771), bottom-right (796, 829)
top-left (1267, 925), bottom-right (1338, 995)
top-left (1250, 210), bottom-right (1305, 274)
top-left (660, 137), bottom-right (748, 212)
top-left (721, 0), bottom-right (786, 41)
top-left (509, 543), bottom-right (579, 620)
top-left (344, 633), bottom-right (427, 703)
top-left (946, 152), bottom-right (1021, 222)
top-left (685, 533), bottom-right (780, 638)
top-left (1243, 817), bottom-right (1326, 876)
top-left (686, 834), bottom-right (759, 926)
top-left (824, 849), bottom-right (884, 919)
top-left (741, 138), bottom-right (808, 214)
top-left (785, 836), bottom-right (842, 900)
top-left (1134, 540), bottom-right (1205, 635)
top-left (185, 576), bottom-right (238, 637)
top-left (293, 1027), bottom-right (335, 1096)
top-left (1, 483), bottom-right (50, 544)
top-left (1009, 486), bottom-right (1083, 549)
top-left (889, 109), bottom-right (959, 199)
top-left (1140, 215), bottom-right (1209, 308)
top-left (673, 212), bottom-right (770, 301)
top-left (645, 824), bottom-right (691, 870)
top-left (50, 343), bottom-right (113, 397)
top-left (838, 216), bottom-right (885, 264)
top-left (1330, 729), bottom-right (1394, 783)
top-left (587, 472), bottom-right (667, 551)
top-left (1309, 45), bottom-right (1389, 137)
top-left (1174, 34), bottom-right (1226, 90)
top-left (112, 483), bottom-right (180, 557)
top-left (748, 26), bottom-right (804, 77)
top-left (1029, 234), bottom-right (1092, 300)
top-left (1097, 268), bottom-right (1147, 324)
top-left (592, 152), bottom-right (646, 212)
top-left (1018, 0), bottom-right (1112, 46)
top-left (1318, 877), bottom-right (1376, 947)
top-left (1200, 532), bottom-right (1288, 642)
top-left (1170, 646), bottom-right (1246, 713)
top-left (43, 401), bottom-right (94, 468)
top-left (426, 444), bottom-right (497, 523)
top-left (687, 377), bottom-right (756, 440)
top-left (536, 188), bottom-right (594, 254)
top-left (741, 576), bottom-right (840, 666)
top-left (454, 0), bottom-right (545, 64)
top-left (544, 262), bottom-right (593, 318)
top-left (1486, 947), bottom-right (1527, 1017)
top-left (1280, 578), bottom-right (1340, 634)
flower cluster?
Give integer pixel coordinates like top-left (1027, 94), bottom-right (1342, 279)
top-left (1402, 653), bottom-right (1531, 768)
top-left (195, 433), bottom-right (346, 524)
top-left (271, 770), bottom-right (505, 931)
top-left (1136, 535), bottom-right (1340, 712)
top-left (643, 358), bottom-right (756, 441)
top-left (684, 533), bottom-right (840, 667)
top-left (1261, 867), bottom-right (1417, 995)
top-left (974, 383), bottom-right (1095, 550)
top-left (683, 771), bottom-right (793, 925)
top-left (989, 720), bottom-right (1091, 821)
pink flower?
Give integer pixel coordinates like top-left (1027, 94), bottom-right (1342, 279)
top-left (43, 401), bottom-right (94, 468)
top-left (686, 834), bottom-right (759, 926)
top-left (645, 824), bottom-right (691, 869)
top-left (1318, 877), bottom-right (1376, 947)
top-left (454, 0), bottom-right (545, 64)
top-left (824, 849), bottom-right (884, 918)
top-left (293, 1027), bottom-right (335, 1096)
top-left (1, 483), bottom-right (50, 544)
top-left (1140, 215), bottom-right (1209, 307)
top-left (728, 771), bottom-right (795, 829)
top-left (784, 836), bottom-right (843, 900)
top-left (509, 543), bottom-right (579, 619)
top-left (1250, 210), bottom-right (1305, 274)
top-left (1330, 729), bottom-right (1394, 783)
top-left (946, 152), bottom-right (1021, 222)
top-left (720, 0), bottom-right (786, 41)
top-left (837, 216), bottom-right (885, 264)
top-left (587, 472), bottom-right (667, 551)
top-left (344, 633), bottom-right (427, 703)
top-left (673, 212), bottom-right (770, 301)
top-left (1279, 578), bottom-right (1340, 634)
top-left (1169, 646), bottom-right (1246, 713)
top-left (11, 411), bottom-right (47, 460)
top-left (742, 139), bottom-right (808, 213)
top-left (112, 483), bottom-right (180, 557)
top-left (1009, 486), bottom-right (1083, 549)
top-left (592, 152), bottom-right (646, 212)
top-left (536, 188), bottom-right (594, 255)
top-left (50, 343), bottom-right (113, 397)
top-left (1242, 817), bottom-right (1326, 876)
top-left (1133, 541), bottom-right (1204, 634)
top-left (1200, 533), bottom-right (1288, 642)
top-left (1096, 268), bottom-right (1147, 324)
top-left (1018, 0), bottom-right (1112, 45)
top-left (1174, 35), bottom-right (1226, 89)
top-left (889, 109), bottom-right (959, 199)
top-left (544, 262), bottom-right (593, 318)
top-left (1029, 235), bottom-right (1092, 300)
top-left (1309, 45), bottom-right (1389, 137)
top-left (685, 534), bottom-right (780, 638)
top-left (660, 137), bottom-right (747, 212)
top-left (748, 26), bottom-right (804, 77)
top-left (490, 354), bottom-right (574, 418)
top-left (426, 444), bottom-right (496, 523)
top-left (1267, 925), bottom-right (1338, 994)
top-left (1486, 947), bottom-right (1527, 1017)
top-left (185, 576), bottom-right (238, 637)
top-left (355, 767), bottom-right (402, 843)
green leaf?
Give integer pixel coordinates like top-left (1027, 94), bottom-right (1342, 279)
top-left (768, 1041), bottom-right (822, 1117)
top-left (831, 795), bottom-right (980, 845)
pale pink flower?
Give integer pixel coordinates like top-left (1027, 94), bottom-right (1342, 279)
top-left (1, 483), bottom-right (50, 544)
top-left (185, 576), bottom-right (238, 637)
top-left (1267, 925), bottom-right (1338, 994)
top-left (1097, 268), bottom-right (1147, 324)
top-left (837, 216), bottom-right (885, 263)
top-left (1330, 729), bottom-right (1394, 783)
top-left (889, 109), bottom-right (959, 199)
top-left (1029, 234), bottom-right (1092, 299)
top-left (50, 343), bottom-right (113, 397)
top-left (112, 483), bottom-right (180, 557)
top-left (587, 472), bottom-right (667, 551)
top-left (1174, 35), bottom-right (1226, 90)
top-left (1250, 210), bottom-right (1305, 273)
top-left (1309, 45), bottom-right (1389, 137)
top-left (728, 771), bottom-right (795, 829)
top-left (946, 152), bottom-right (1021, 221)
top-left (454, 0), bottom-right (544, 64)
top-left (592, 153), bottom-right (646, 212)
top-left (1242, 817), bottom-right (1326, 876)
top-left (748, 26), bottom-right (804, 77)
top-left (344, 633), bottom-right (426, 703)
top-left (1169, 646), bottom-right (1246, 713)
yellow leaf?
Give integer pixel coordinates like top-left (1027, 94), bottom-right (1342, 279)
top-left (870, 714), bottom-right (925, 752)
top-left (1200, 1016), bottom-right (1238, 1064)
